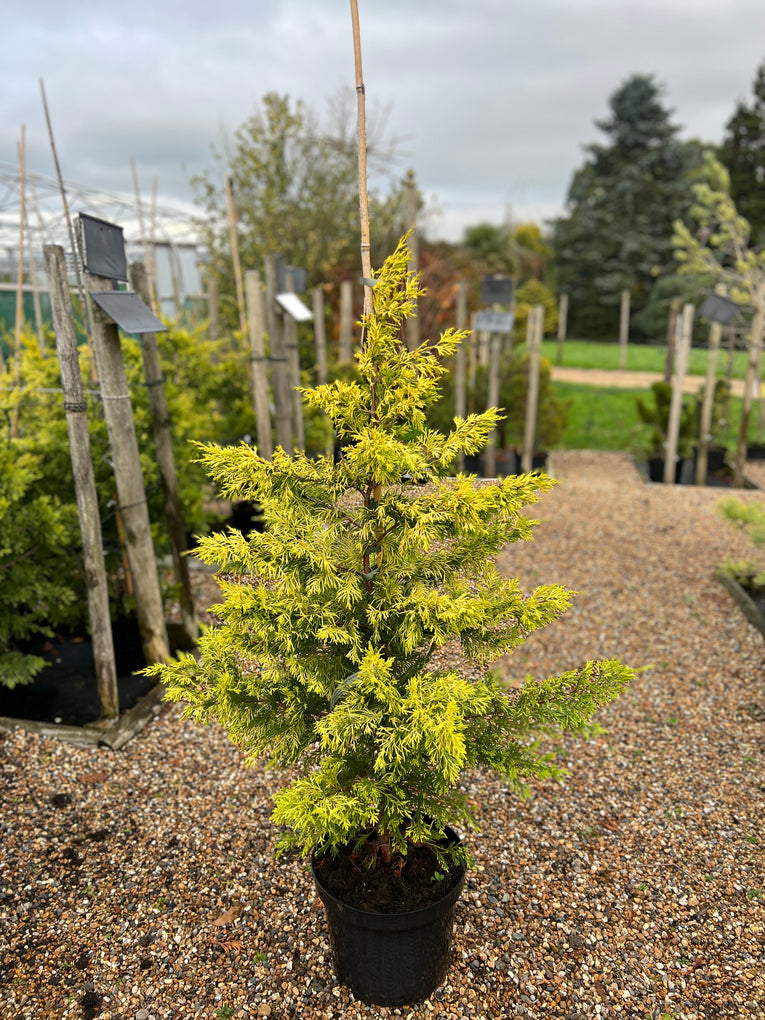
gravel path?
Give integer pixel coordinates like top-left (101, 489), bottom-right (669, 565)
top-left (550, 366), bottom-right (747, 396)
top-left (2, 451), bottom-right (764, 1020)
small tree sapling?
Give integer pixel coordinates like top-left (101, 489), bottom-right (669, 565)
top-left (146, 238), bottom-right (632, 874)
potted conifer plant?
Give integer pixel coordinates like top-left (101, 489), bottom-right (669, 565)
top-left (145, 238), bottom-right (633, 1006)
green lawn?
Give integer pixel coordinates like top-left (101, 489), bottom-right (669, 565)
top-left (552, 381), bottom-right (765, 453)
top-left (542, 339), bottom-right (749, 380)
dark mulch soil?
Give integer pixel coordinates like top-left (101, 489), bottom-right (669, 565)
top-left (0, 618), bottom-right (150, 726)
top-left (312, 837), bottom-right (465, 913)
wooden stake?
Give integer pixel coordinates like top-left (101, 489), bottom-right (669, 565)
top-left (284, 272), bottom-right (305, 451)
top-left (696, 310), bottom-right (724, 486)
top-left (618, 288), bottom-right (630, 370)
top-left (245, 269), bottom-right (273, 459)
top-left (313, 286), bottom-right (329, 386)
top-left (349, 0), bottom-right (373, 319)
top-left (664, 303), bottom-right (694, 485)
top-left (455, 279), bottom-right (468, 473)
top-left (224, 174), bottom-right (249, 345)
top-left (264, 254), bottom-right (293, 453)
top-left (483, 329), bottom-right (502, 477)
top-left (39, 78), bottom-right (96, 376)
top-left (207, 273), bottom-right (219, 342)
top-left (130, 262), bottom-right (198, 647)
top-left (556, 292), bottom-right (568, 365)
top-left (79, 220), bottom-right (170, 665)
top-left (734, 281), bottom-right (765, 488)
top-left (664, 297), bottom-right (681, 384)
top-left (338, 280), bottom-right (354, 363)
top-left (522, 306), bottom-right (544, 473)
top-left (44, 243), bottom-right (119, 719)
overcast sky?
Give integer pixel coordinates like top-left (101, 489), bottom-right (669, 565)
top-left (2, 0), bottom-right (765, 245)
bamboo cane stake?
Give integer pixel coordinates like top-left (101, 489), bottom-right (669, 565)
top-left (455, 279), bottom-right (468, 473)
top-left (350, 0), bottom-right (373, 320)
top-left (404, 168), bottom-right (419, 351)
top-left (39, 78), bottom-right (96, 375)
top-left (130, 156), bottom-right (151, 286)
top-left (44, 243), bottom-right (119, 719)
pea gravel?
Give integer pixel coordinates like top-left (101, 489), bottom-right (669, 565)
top-left (2, 450), bottom-right (764, 1020)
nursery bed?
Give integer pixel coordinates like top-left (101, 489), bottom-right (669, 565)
top-left (1, 450), bottom-right (763, 1020)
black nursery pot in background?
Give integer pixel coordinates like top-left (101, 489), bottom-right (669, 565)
top-left (311, 827), bottom-right (466, 1006)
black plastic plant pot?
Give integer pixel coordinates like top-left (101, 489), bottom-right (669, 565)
top-left (312, 834), bottom-right (466, 1006)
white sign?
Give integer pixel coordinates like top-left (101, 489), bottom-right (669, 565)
top-left (276, 292), bottom-right (313, 322)
top-left (475, 309), bottom-right (514, 333)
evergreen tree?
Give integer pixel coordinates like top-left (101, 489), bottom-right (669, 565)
top-left (554, 74), bottom-right (705, 338)
top-left (719, 61), bottom-right (765, 248)
top-left (146, 238), bottom-right (632, 869)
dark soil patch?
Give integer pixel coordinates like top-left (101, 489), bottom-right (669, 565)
top-left (313, 835), bottom-right (464, 914)
top-left (0, 618), bottom-right (151, 726)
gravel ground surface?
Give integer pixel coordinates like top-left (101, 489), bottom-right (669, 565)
top-left (2, 450), bottom-right (764, 1020)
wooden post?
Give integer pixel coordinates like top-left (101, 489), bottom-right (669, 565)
top-left (404, 168), bottom-right (419, 352)
top-left (734, 281), bottom-right (765, 488)
top-left (618, 288), bottom-right (630, 370)
top-left (338, 280), bottom-right (354, 363)
top-left (664, 303), bottom-right (694, 485)
top-left (79, 224), bottom-right (169, 666)
top-left (483, 329), bottom-right (502, 477)
top-left (696, 310), bottom-right (723, 487)
top-left (244, 270), bottom-right (273, 459)
top-left (556, 292), bottom-right (568, 365)
top-left (522, 306), bottom-right (543, 473)
top-left (455, 279), bottom-right (468, 473)
top-left (130, 262), bottom-right (198, 647)
top-left (224, 174), bottom-right (249, 349)
top-left (284, 272), bottom-right (305, 451)
top-left (524, 306), bottom-right (535, 351)
top-left (207, 273), bottom-right (219, 343)
top-left (265, 254), bottom-right (293, 453)
top-left (44, 244), bottom-right (119, 719)
top-left (313, 287), bottom-right (329, 386)
top-left (468, 312), bottom-right (478, 410)
top-left (664, 297), bottom-right (682, 383)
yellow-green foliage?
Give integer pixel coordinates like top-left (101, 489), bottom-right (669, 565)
top-left (147, 237), bottom-right (633, 867)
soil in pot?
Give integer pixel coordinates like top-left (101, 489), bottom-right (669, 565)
top-left (1, 617), bottom-right (154, 726)
top-left (312, 837), bottom-right (464, 913)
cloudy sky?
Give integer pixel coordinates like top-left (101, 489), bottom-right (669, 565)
top-left (2, 0), bottom-right (765, 244)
